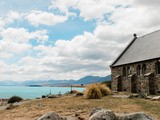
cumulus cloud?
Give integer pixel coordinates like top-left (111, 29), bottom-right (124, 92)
top-left (1, 0), bottom-right (160, 81)
top-left (0, 52), bottom-right (14, 59)
top-left (0, 11), bottom-right (23, 29)
top-left (26, 10), bottom-right (68, 26)
top-left (49, 0), bottom-right (130, 21)
top-left (0, 28), bottom-right (48, 55)
top-left (18, 29), bottom-right (125, 80)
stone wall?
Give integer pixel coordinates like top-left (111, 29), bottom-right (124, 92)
top-left (111, 59), bottom-right (160, 95)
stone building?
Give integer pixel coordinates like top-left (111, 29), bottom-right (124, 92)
top-left (110, 30), bottom-right (160, 95)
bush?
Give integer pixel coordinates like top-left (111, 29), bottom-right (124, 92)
top-left (84, 84), bottom-right (102, 99)
top-left (102, 81), bottom-right (111, 89)
top-left (8, 96), bottom-right (23, 103)
top-left (76, 92), bottom-right (84, 96)
top-left (69, 90), bottom-right (79, 94)
top-left (98, 84), bottom-right (112, 96)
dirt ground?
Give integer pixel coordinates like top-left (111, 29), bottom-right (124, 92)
top-left (0, 95), bottom-right (159, 120)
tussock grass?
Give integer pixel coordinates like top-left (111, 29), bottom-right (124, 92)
top-left (0, 95), bottom-right (160, 119)
top-left (84, 84), bottom-right (102, 99)
top-left (84, 84), bottom-right (111, 99)
top-left (98, 84), bottom-right (112, 96)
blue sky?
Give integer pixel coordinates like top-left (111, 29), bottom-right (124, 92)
top-left (0, 0), bottom-right (160, 81)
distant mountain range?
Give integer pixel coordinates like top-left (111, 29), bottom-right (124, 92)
top-left (0, 75), bottom-right (111, 86)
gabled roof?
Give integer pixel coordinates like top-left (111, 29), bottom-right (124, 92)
top-left (111, 30), bottom-right (160, 67)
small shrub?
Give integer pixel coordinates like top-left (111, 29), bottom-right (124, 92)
top-left (98, 84), bottom-right (112, 96)
top-left (8, 96), bottom-right (23, 103)
top-left (76, 92), bottom-right (84, 96)
top-left (42, 95), bottom-right (46, 98)
top-left (84, 84), bottom-right (102, 99)
top-left (69, 90), bottom-right (79, 94)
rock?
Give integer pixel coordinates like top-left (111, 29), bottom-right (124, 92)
top-left (116, 112), bottom-right (155, 120)
top-left (151, 96), bottom-right (160, 101)
top-left (146, 96), bottom-right (152, 99)
top-left (88, 109), bottom-right (116, 120)
top-left (37, 112), bottom-right (65, 120)
top-left (129, 94), bottom-right (139, 98)
top-left (78, 116), bottom-right (85, 120)
top-left (48, 95), bottom-right (59, 98)
top-left (89, 108), bottom-right (103, 117)
top-left (138, 92), bottom-right (148, 98)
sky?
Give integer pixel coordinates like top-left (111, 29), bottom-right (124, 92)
top-left (0, 0), bottom-right (160, 81)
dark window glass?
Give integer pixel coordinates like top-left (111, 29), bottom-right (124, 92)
top-left (123, 67), bottom-right (126, 77)
top-left (142, 64), bottom-right (146, 75)
top-left (155, 62), bottom-right (160, 74)
top-left (137, 65), bottom-right (141, 75)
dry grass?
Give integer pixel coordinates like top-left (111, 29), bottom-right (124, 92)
top-left (98, 84), bottom-right (112, 96)
top-left (84, 84), bottom-right (102, 99)
top-left (0, 95), bottom-right (160, 120)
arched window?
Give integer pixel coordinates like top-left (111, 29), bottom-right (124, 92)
top-left (142, 64), bottom-right (146, 75)
top-left (137, 65), bottom-right (141, 75)
top-left (127, 66), bottom-right (131, 76)
top-left (123, 67), bottom-right (126, 77)
top-left (155, 61), bottom-right (160, 74)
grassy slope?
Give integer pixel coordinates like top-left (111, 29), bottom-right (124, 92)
top-left (0, 95), bottom-right (160, 120)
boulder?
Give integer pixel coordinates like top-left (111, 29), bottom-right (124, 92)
top-left (88, 109), bottom-right (116, 120)
top-left (138, 92), bottom-right (148, 98)
top-left (48, 95), bottom-right (59, 98)
top-left (146, 96), bottom-right (152, 99)
top-left (116, 112), bottom-right (155, 120)
top-left (151, 96), bottom-right (160, 101)
top-left (89, 108), bottom-right (103, 117)
top-left (37, 112), bottom-right (65, 120)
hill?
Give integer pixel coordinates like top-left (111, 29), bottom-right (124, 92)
top-left (0, 75), bottom-right (111, 86)
top-left (74, 75), bottom-right (111, 85)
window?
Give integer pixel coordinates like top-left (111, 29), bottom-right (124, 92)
top-left (137, 65), bottom-right (141, 75)
top-left (155, 61), bottom-right (160, 74)
top-left (142, 64), bottom-right (146, 75)
top-left (127, 66), bottom-right (131, 76)
top-left (123, 67), bottom-right (127, 77)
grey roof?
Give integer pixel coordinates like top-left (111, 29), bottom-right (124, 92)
top-left (111, 30), bottom-right (160, 67)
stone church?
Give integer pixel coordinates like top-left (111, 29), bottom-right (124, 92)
top-left (110, 30), bottom-right (160, 95)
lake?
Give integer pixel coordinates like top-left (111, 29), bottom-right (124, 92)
top-left (0, 86), bottom-right (84, 99)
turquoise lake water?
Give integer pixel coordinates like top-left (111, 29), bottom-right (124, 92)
top-left (0, 86), bottom-right (84, 99)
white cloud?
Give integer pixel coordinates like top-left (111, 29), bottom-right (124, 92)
top-left (21, 29), bottom-right (125, 80)
top-left (0, 28), bottom-right (48, 55)
top-left (0, 11), bottom-right (23, 29)
top-left (5, 11), bottom-right (23, 24)
top-left (26, 10), bottom-right (68, 26)
top-left (0, 52), bottom-right (14, 59)
top-left (1, 0), bottom-right (160, 81)
top-left (50, 0), bottom-right (130, 21)
top-left (1, 28), bottom-right (48, 43)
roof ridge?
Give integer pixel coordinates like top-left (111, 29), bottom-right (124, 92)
top-left (110, 37), bottom-right (137, 67)
top-left (138, 29), bottom-right (160, 39)
top-left (110, 29), bottom-right (160, 67)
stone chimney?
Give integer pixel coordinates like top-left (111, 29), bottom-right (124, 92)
top-left (133, 33), bottom-right (137, 39)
